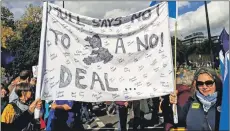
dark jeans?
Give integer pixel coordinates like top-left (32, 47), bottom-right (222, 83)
top-left (133, 100), bottom-right (145, 130)
top-left (151, 97), bottom-right (160, 124)
top-left (117, 105), bottom-right (128, 131)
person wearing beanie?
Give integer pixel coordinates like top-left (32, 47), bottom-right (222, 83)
top-left (169, 67), bottom-right (223, 131)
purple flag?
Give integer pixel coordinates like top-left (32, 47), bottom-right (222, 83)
top-left (1, 47), bottom-right (15, 68)
top-left (219, 28), bottom-right (229, 53)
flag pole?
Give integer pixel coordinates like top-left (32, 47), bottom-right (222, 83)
top-left (34, 1), bottom-right (49, 119)
top-left (63, 1), bottom-right (64, 8)
top-left (173, 1), bottom-right (178, 124)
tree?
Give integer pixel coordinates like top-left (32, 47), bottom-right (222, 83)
top-left (6, 22), bottom-right (42, 76)
top-left (1, 26), bottom-right (15, 48)
top-left (1, 6), bottom-right (15, 29)
top-left (5, 5), bottom-right (42, 76)
top-left (16, 4), bottom-right (42, 31)
top-left (1, 6), bottom-right (16, 48)
top-left (171, 36), bottom-right (187, 65)
top-left (1, 67), bottom-right (6, 83)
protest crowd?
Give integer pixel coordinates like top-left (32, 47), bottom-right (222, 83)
top-left (1, 66), bottom-right (224, 131)
top-left (1, 1), bottom-right (229, 131)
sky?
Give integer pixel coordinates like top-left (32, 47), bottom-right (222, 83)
top-left (2, 1), bottom-right (229, 40)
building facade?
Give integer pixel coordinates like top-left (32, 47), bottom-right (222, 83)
top-left (182, 32), bottom-right (220, 46)
top-left (182, 32), bottom-right (206, 46)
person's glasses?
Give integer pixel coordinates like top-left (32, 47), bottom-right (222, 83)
top-left (196, 80), bottom-right (215, 87)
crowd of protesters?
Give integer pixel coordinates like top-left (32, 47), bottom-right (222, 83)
top-left (1, 66), bottom-right (223, 131)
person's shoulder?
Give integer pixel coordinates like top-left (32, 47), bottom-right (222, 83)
top-left (3, 104), bottom-right (15, 114)
top-left (188, 96), bottom-right (195, 102)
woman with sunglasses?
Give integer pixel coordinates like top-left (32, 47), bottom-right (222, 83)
top-left (169, 67), bottom-right (222, 131)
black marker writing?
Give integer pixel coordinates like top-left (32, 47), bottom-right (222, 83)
top-left (49, 76), bottom-right (55, 80)
top-left (159, 49), bottom-right (164, 53)
top-left (136, 92), bottom-right (143, 95)
top-left (50, 81), bottom-right (59, 88)
top-left (118, 58), bottom-right (124, 63)
top-left (135, 82), bottom-right (142, 87)
top-left (56, 91), bottom-right (64, 98)
top-left (43, 92), bottom-right (52, 98)
top-left (64, 52), bottom-right (70, 57)
top-left (138, 65), bottom-right (144, 71)
top-left (66, 60), bottom-right (70, 64)
top-left (74, 58), bottom-right (79, 63)
top-left (129, 77), bottom-right (137, 82)
top-left (97, 65), bottom-right (102, 70)
top-left (112, 94), bottom-right (120, 99)
top-left (71, 92), bottom-right (77, 98)
top-left (109, 78), bottom-right (115, 83)
top-left (119, 77), bottom-right (125, 82)
top-left (128, 41), bottom-right (134, 46)
top-left (124, 67), bottom-right (130, 72)
top-left (110, 67), bottom-right (116, 72)
top-left (147, 82), bottom-right (152, 87)
top-left (154, 67), bottom-right (159, 72)
top-left (160, 73), bottom-right (166, 77)
top-left (161, 54), bottom-right (167, 59)
top-left (163, 63), bottom-right (167, 68)
top-left (145, 53), bottom-right (152, 58)
top-left (151, 59), bottom-right (157, 66)
top-left (79, 92), bottom-right (84, 98)
top-left (50, 53), bottom-right (57, 60)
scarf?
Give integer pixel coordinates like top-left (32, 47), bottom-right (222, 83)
top-left (12, 99), bottom-right (29, 112)
top-left (196, 91), bottom-right (217, 112)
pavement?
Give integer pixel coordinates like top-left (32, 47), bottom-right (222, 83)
top-left (83, 104), bottom-right (164, 131)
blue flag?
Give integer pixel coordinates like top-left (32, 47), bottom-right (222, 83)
top-left (219, 50), bottom-right (229, 130)
top-left (149, 1), bottom-right (157, 7)
top-left (150, 1), bottom-right (177, 18)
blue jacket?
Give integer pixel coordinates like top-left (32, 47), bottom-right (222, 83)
top-left (178, 95), bottom-right (221, 131)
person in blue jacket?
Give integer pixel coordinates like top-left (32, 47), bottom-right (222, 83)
top-left (46, 100), bottom-right (83, 131)
top-left (170, 67), bottom-right (222, 131)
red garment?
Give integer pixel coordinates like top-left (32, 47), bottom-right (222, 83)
top-left (116, 101), bottom-right (126, 106)
top-left (176, 84), bottom-right (191, 106)
top-left (40, 117), bottom-right (46, 129)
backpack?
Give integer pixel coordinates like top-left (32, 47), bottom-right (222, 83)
top-left (10, 102), bottom-right (40, 131)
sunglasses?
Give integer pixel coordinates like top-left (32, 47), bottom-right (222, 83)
top-left (196, 80), bottom-right (215, 87)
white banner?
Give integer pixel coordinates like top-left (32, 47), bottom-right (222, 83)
top-left (37, 2), bottom-right (174, 102)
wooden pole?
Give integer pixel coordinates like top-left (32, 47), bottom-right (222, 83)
top-left (173, 1), bottom-right (178, 124)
